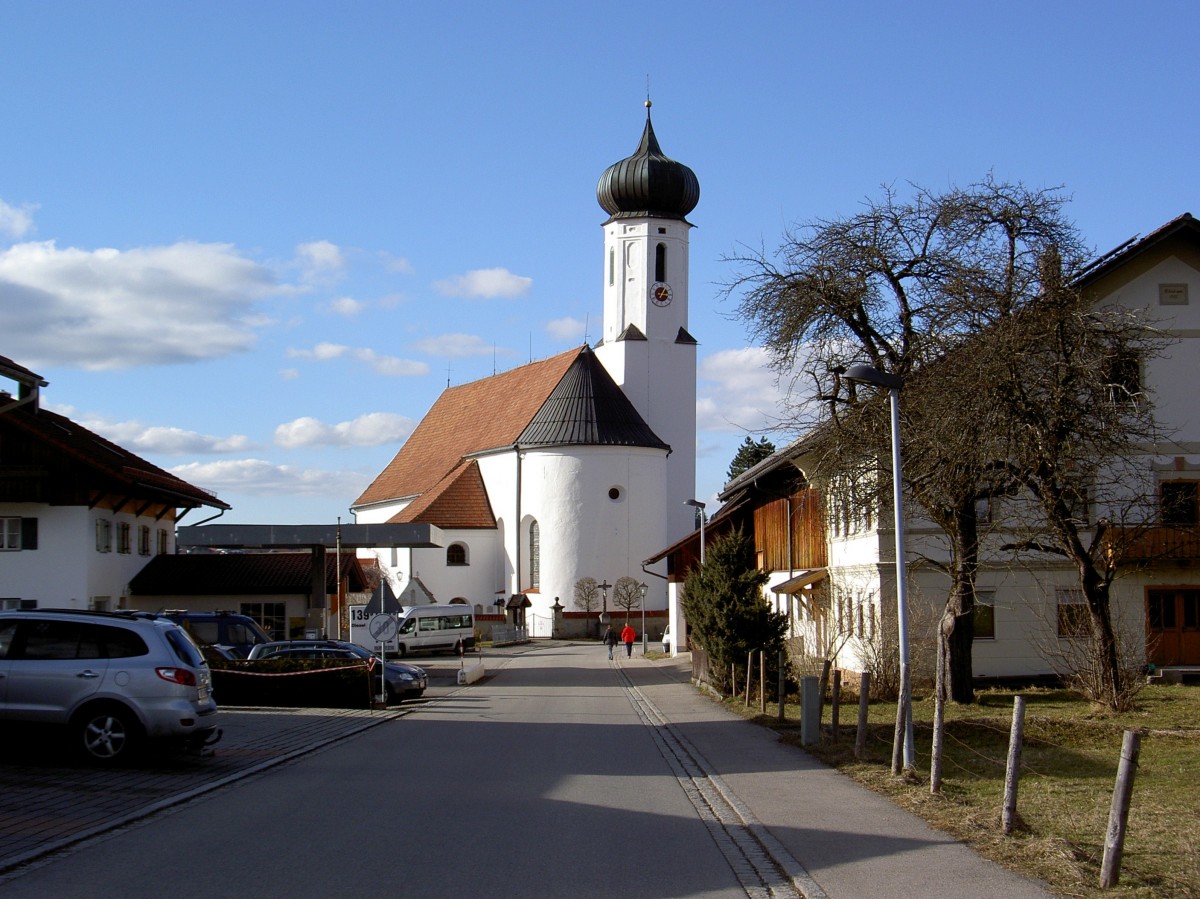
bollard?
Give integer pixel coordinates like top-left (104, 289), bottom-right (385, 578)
top-left (855, 671), bottom-right (871, 759)
top-left (801, 676), bottom-right (820, 747)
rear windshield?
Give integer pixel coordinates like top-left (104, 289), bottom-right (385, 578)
top-left (165, 626), bottom-right (207, 668)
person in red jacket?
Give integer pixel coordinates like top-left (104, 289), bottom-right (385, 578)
top-left (619, 623), bottom-right (636, 658)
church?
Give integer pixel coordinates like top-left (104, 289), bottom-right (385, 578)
top-left (350, 104), bottom-right (701, 635)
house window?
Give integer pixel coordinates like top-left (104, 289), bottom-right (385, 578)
top-left (1, 598), bottom-right (37, 610)
top-left (655, 243), bottom-right (667, 282)
top-left (1056, 588), bottom-right (1090, 638)
top-left (240, 602), bottom-right (286, 641)
top-left (1160, 481), bottom-right (1199, 526)
top-left (157, 528), bottom-right (169, 555)
top-left (117, 522), bottom-right (131, 554)
top-left (96, 519), bottom-right (112, 553)
top-left (138, 525), bottom-right (151, 556)
top-left (974, 591), bottom-right (996, 640)
top-left (90, 597), bottom-right (111, 612)
top-left (528, 520), bottom-right (540, 590)
top-left (1103, 350), bottom-right (1141, 405)
top-left (1, 518), bottom-right (35, 551)
top-left (447, 543), bottom-right (468, 566)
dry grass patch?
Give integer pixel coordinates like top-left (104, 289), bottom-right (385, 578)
top-left (728, 683), bottom-right (1200, 897)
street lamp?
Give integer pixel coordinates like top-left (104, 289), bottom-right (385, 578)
top-left (843, 362), bottom-right (915, 773)
top-left (639, 582), bottom-right (648, 655)
top-left (684, 499), bottom-right (706, 565)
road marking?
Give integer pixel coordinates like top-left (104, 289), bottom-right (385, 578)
top-left (617, 667), bottom-right (828, 899)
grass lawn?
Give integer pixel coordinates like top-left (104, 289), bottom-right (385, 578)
top-left (729, 682), bottom-right (1200, 898)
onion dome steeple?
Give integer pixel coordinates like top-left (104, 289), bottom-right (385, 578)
top-left (596, 101), bottom-right (700, 224)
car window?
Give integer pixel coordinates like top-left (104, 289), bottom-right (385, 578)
top-left (165, 627), bottom-right (205, 667)
top-left (226, 623), bottom-right (253, 645)
top-left (17, 620), bottom-right (85, 660)
top-left (0, 620), bottom-right (17, 659)
top-left (95, 624), bottom-right (149, 659)
top-left (187, 622), bottom-right (220, 645)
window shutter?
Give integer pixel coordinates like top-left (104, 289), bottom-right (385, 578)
top-left (21, 518), bottom-right (37, 550)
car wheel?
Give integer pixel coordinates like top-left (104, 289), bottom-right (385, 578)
top-left (75, 704), bottom-right (141, 764)
top-left (385, 684), bottom-right (398, 705)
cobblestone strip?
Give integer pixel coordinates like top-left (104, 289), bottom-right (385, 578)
top-left (616, 665), bottom-right (828, 899)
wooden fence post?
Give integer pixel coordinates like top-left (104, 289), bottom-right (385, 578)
top-left (1100, 730), bottom-right (1142, 889)
top-left (855, 671), bottom-right (871, 759)
top-left (759, 650), bottom-right (766, 714)
top-left (745, 651), bottom-right (753, 706)
top-left (1002, 696), bottom-right (1026, 835)
top-left (777, 649), bottom-right (786, 722)
top-left (831, 669), bottom-right (841, 742)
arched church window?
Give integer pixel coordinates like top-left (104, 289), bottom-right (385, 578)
top-left (529, 520), bottom-right (540, 589)
top-left (655, 243), bottom-right (667, 282)
top-left (446, 543), bottom-right (468, 566)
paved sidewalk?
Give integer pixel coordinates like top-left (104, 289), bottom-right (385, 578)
top-left (615, 648), bottom-right (1054, 899)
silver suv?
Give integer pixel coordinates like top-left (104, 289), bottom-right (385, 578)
top-left (0, 609), bottom-right (221, 763)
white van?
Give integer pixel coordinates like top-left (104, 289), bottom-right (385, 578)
top-left (393, 605), bottom-right (476, 657)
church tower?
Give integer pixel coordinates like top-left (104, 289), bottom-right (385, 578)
top-left (594, 102), bottom-right (700, 540)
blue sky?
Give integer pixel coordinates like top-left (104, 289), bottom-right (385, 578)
top-left (2, 2), bottom-right (1197, 524)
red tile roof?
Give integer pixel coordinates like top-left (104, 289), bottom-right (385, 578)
top-left (354, 347), bottom-right (582, 507)
top-left (392, 460), bottom-right (496, 528)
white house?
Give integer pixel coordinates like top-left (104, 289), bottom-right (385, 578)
top-left (650, 213), bottom-right (1200, 677)
top-left (352, 105), bottom-right (701, 633)
top-left (0, 354), bottom-right (230, 611)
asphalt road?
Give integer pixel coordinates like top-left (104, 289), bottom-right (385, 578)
top-left (0, 643), bottom-right (755, 898)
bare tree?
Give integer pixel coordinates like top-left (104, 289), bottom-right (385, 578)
top-left (573, 577), bottom-right (600, 614)
top-left (977, 261), bottom-right (1166, 709)
top-left (729, 176), bottom-right (1084, 703)
top-left (611, 576), bottom-right (643, 623)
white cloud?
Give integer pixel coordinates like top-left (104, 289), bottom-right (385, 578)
top-left (287, 343), bottom-right (429, 376)
top-left (274, 412), bottom-right (414, 448)
top-left (379, 252), bottom-right (413, 274)
top-left (329, 296), bottom-right (364, 316)
top-left (411, 333), bottom-right (496, 358)
top-left (170, 458), bottom-right (370, 498)
top-left (279, 368), bottom-right (300, 380)
top-left (0, 239), bottom-right (279, 370)
top-left (697, 347), bottom-right (792, 433)
top-left (433, 267), bottom-right (532, 299)
top-left (80, 415), bottom-right (252, 455)
top-left (295, 240), bottom-right (345, 283)
top-left (0, 199), bottom-right (36, 239)
top-left (546, 316), bottom-right (586, 341)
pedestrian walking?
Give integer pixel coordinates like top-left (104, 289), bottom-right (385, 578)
top-left (620, 622), bottom-right (636, 658)
top-left (603, 625), bottom-right (618, 660)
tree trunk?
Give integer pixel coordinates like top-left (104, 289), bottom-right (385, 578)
top-left (943, 501), bottom-right (979, 703)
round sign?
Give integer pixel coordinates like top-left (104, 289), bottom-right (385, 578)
top-left (368, 613), bottom-right (399, 644)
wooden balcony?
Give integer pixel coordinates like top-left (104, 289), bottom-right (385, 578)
top-left (1109, 526), bottom-right (1200, 562)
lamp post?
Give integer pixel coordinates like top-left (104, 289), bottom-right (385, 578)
top-left (684, 499), bottom-right (706, 565)
top-left (843, 362), bottom-right (914, 773)
top-left (639, 582), bottom-right (648, 655)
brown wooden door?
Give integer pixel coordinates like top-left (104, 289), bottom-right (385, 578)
top-left (1147, 588), bottom-right (1200, 666)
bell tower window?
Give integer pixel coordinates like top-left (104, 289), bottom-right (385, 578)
top-left (655, 243), bottom-right (667, 282)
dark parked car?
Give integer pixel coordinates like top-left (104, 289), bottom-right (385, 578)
top-left (0, 609), bottom-right (221, 763)
top-left (248, 640), bottom-right (427, 702)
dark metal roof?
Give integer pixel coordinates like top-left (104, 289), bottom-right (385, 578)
top-left (129, 551), bottom-right (367, 596)
top-left (596, 105), bottom-right (699, 224)
top-left (177, 523), bottom-right (444, 549)
top-left (517, 346), bottom-right (670, 451)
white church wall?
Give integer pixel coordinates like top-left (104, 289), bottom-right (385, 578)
top-left (488, 445), bottom-right (668, 623)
